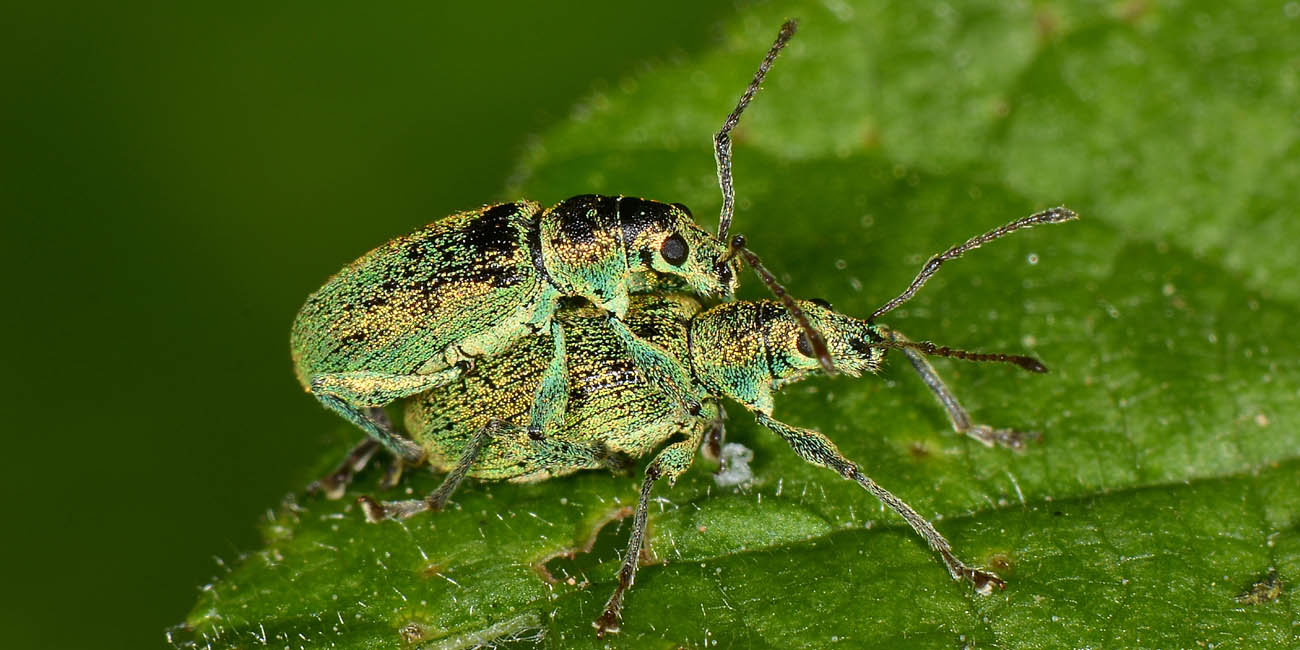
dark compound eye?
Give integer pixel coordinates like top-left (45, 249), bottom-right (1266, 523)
top-left (796, 331), bottom-right (815, 357)
top-left (670, 202), bottom-right (693, 218)
top-left (810, 297), bottom-right (833, 309)
top-left (660, 232), bottom-right (689, 267)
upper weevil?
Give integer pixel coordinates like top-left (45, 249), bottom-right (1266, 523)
top-left (291, 21), bottom-right (831, 475)
top-left (339, 205), bottom-right (1075, 636)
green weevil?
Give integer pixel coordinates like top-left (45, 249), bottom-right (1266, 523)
top-left (338, 206), bottom-right (1076, 635)
top-left (291, 22), bottom-right (829, 484)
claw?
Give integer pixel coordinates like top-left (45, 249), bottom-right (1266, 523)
top-left (969, 424), bottom-right (1042, 451)
top-left (306, 475), bottom-right (347, 500)
top-left (966, 567), bottom-right (1006, 595)
top-left (593, 609), bottom-right (621, 638)
top-left (356, 495), bottom-right (388, 523)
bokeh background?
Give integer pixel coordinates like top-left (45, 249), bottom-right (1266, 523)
top-left (3, 3), bottom-right (747, 648)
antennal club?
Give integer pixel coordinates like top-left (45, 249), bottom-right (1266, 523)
top-left (714, 19), bottom-right (797, 239)
top-left (869, 207), bottom-right (1078, 323)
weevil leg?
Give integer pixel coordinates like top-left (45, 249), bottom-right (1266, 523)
top-left (703, 407), bottom-right (727, 463)
top-left (605, 317), bottom-right (704, 418)
top-left (881, 327), bottom-right (1040, 450)
top-left (358, 419), bottom-right (507, 522)
top-left (713, 19), bottom-right (797, 239)
top-left (377, 454), bottom-right (408, 491)
top-left (308, 436), bottom-right (382, 500)
top-left (595, 414), bottom-right (708, 637)
top-left (594, 466), bottom-right (660, 638)
top-left (528, 438), bottom-right (635, 475)
top-left (754, 412), bottom-right (1005, 594)
top-left (526, 320), bottom-right (569, 437)
top-left (311, 366), bottom-right (467, 461)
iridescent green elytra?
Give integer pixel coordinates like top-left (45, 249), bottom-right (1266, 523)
top-left (342, 206), bottom-right (1077, 636)
top-left (290, 21), bottom-right (826, 467)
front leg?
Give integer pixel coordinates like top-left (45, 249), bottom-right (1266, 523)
top-left (526, 320), bottom-right (569, 437)
top-left (754, 411), bottom-right (1004, 594)
top-left (881, 327), bottom-right (1039, 450)
top-left (595, 414), bottom-right (709, 637)
top-left (605, 317), bottom-right (703, 418)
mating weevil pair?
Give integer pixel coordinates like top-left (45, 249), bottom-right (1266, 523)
top-left (291, 20), bottom-right (1077, 637)
top-left (292, 20), bottom-right (827, 494)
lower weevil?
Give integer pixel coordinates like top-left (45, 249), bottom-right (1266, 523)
top-left (337, 206), bottom-right (1076, 635)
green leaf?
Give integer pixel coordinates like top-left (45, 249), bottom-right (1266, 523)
top-left (178, 1), bottom-right (1300, 647)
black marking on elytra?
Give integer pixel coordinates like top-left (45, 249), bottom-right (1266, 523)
top-left (462, 203), bottom-right (524, 257)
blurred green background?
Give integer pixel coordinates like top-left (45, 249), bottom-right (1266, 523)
top-left (2, 3), bottom-right (746, 648)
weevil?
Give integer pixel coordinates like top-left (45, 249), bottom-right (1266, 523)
top-left (291, 22), bottom-right (830, 480)
top-left (337, 206), bottom-right (1076, 635)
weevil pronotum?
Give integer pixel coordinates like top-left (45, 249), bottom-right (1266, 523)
top-left (341, 205), bottom-right (1075, 636)
top-left (292, 21), bottom-right (829, 484)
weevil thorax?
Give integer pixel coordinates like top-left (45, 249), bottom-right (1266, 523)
top-left (688, 300), bottom-right (885, 411)
top-left (537, 195), bottom-right (736, 317)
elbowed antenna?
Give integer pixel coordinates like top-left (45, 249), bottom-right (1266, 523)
top-left (709, 20), bottom-right (835, 377)
top-left (869, 207), bottom-right (1078, 323)
top-left (863, 337), bottom-right (1049, 373)
top-left (714, 19), bottom-right (797, 240)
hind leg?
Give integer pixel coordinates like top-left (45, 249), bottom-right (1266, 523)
top-left (310, 365), bottom-right (466, 461)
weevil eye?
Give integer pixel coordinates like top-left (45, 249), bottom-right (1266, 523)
top-left (670, 202), bottom-right (693, 218)
top-left (795, 331), bottom-right (815, 357)
top-left (810, 297), bottom-right (833, 309)
top-left (661, 232), bottom-right (689, 267)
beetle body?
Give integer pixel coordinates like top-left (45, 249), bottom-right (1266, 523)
top-left (290, 19), bottom-right (840, 469)
top-left (291, 195), bottom-right (737, 459)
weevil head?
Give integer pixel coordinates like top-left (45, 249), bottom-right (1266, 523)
top-left (689, 300), bottom-right (885, 411)
top-left (620, 198), bottom-right (738, 298)
top-left (766, 299), bottom-right (885, 386)
top-left (540, 196), bottom-right (738, 313)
